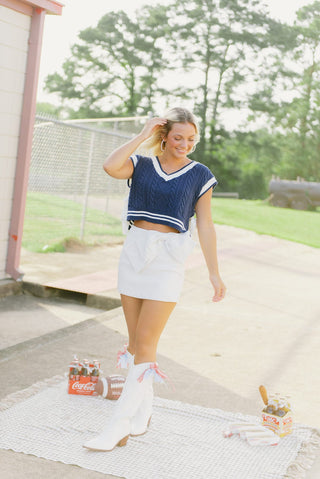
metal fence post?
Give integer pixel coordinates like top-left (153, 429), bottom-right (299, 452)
top-left (80, 131), bottom-right (95, 240)
top-left (76, 128), bottom-right (83, 202)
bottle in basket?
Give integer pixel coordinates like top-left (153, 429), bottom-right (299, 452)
top-left (284, 396), bottom-right (292, 412)
top-left (69, 356), bottom-right (80, 381)
top-left (90, 360), bottom-right (100, 384)
top-left (260, 385), bottom-right (293, 437)
top-left (275, 397), bottom-right (291, 417)
top-left (81, 359), bottom-right (90, 377)
top-left (265, 394), bottom-right (277, 414)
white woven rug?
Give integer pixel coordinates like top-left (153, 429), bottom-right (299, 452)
top-left (0, 376), bottom-right (319, 479)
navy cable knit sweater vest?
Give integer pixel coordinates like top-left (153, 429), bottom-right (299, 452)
top-left (126, 155), bottom-right (217, 232)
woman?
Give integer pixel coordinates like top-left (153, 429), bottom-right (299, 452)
top-left (84, 107), bottom-right (226, 451)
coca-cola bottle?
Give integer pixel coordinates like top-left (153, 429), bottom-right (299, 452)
top-left (69, 356), bottom-right (80, 381)
top-left (284, 395), bottom-right (292, 413)
top-left (81, 359), bottom-right (90, 377)
top-left (90, 360), bottom-right (100, 384)
top-left (265, 394), bottom-right (277, 414)
top-left (275, 396), bottom-right (291, 417)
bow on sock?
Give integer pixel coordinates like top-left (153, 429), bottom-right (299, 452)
top-left (116, 344), bottom-right (131, 369)
top-left (137, 363), bottom-right (169, 384)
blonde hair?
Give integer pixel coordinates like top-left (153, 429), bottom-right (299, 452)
top-left (145, 107), bottom-right (200, 156)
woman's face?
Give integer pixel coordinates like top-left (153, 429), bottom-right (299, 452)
top-left (164, 122), bottom-right (196, 159)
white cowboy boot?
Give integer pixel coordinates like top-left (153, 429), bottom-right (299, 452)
top-left (130, 372), bottom-right (154, 436)
top-left (83, 362), bottom-right (153, 451)
top-left (116, 347), bottom-right (169, 436)
top-left (130, 362), bottom-right (168, 435)
top-left (117, 345), bottom-right (154, 436)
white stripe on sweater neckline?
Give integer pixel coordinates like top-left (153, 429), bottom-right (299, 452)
top-left (152, 156), bottom-right (197, 181)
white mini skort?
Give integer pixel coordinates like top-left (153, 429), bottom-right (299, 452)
top-left (118, 225), bottom-right (195, 302)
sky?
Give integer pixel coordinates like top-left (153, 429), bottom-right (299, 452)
top-left (37, 0), bottom-right (314, 105)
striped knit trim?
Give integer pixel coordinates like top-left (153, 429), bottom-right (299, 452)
top-left (130, 155), bottom-right (139, 168)
top-left (127, 210), bottom-right (186, 231)
top-left (152, 156), bottom-right (198, 181)
top-left (198, 177), bottom-right (218, 198)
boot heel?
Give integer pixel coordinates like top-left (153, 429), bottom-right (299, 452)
top-left (117, 435), bottom-right (129, 447)
top-left (130, 415), bottom-right (152, 437)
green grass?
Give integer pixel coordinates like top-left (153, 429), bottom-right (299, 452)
top-left (23, 192), bottom-right (123, 253)
top-left (23, 193), bottom-right (320, 253)
top-left (211, 198), bottom-right (320, 248)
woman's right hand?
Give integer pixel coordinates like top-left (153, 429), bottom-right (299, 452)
top-left (104, 117), bottom-right (167, 179)
top-left (139, 117), bottom-right (167, 141)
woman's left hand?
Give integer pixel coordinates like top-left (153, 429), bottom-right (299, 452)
top-left (210, 273), bottom-right (226, 302)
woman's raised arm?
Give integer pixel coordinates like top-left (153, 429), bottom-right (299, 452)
top-left (103, 117), bottom-right (167, 179)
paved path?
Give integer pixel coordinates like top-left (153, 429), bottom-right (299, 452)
top-left (0, 224), bottom-right (319, 478)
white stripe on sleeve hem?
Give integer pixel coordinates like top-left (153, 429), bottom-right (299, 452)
top-left (130, 155), bottom-right (138, 167)
top-left (198, 177), bottom-right (217, 198)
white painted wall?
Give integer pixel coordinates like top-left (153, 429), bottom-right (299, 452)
top-left (0, 6), bottom-right (30, 279)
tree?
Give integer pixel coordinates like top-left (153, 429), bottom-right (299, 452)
top-left (42, 1), bottom-right (318, 187)
top-left (45, 8), bottom-right (170, 117)
top-left (36, 102), bottom-right (63, 118)
top-left (284, 1), bottom-right (320, 180)
top-left (247, 2), bottom-right (320, 181)
top-left (210, 128), bottom-right (280, 197)
top-left (167, 0), bottom-right (289, 161)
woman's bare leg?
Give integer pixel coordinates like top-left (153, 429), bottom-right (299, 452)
top-left (134, 299), bottom-right (176, 364)
top-left (120, 295), bottom-right (143, 355)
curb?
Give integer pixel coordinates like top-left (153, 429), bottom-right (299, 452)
top-left (0, 279), bottom-right (22, 298)
top-left (0, 280), bottom-right (121, 311)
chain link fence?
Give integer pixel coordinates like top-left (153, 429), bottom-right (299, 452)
top-left (25, 115), bottom-right (147, 251)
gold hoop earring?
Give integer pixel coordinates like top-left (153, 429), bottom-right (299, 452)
top-left (160, 140), bottom-right (166, 152)
top-left (190, 145), bottom-right (196, 153)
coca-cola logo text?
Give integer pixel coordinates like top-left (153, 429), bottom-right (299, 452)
top-left (71, 381), bottom-right (95, 391)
